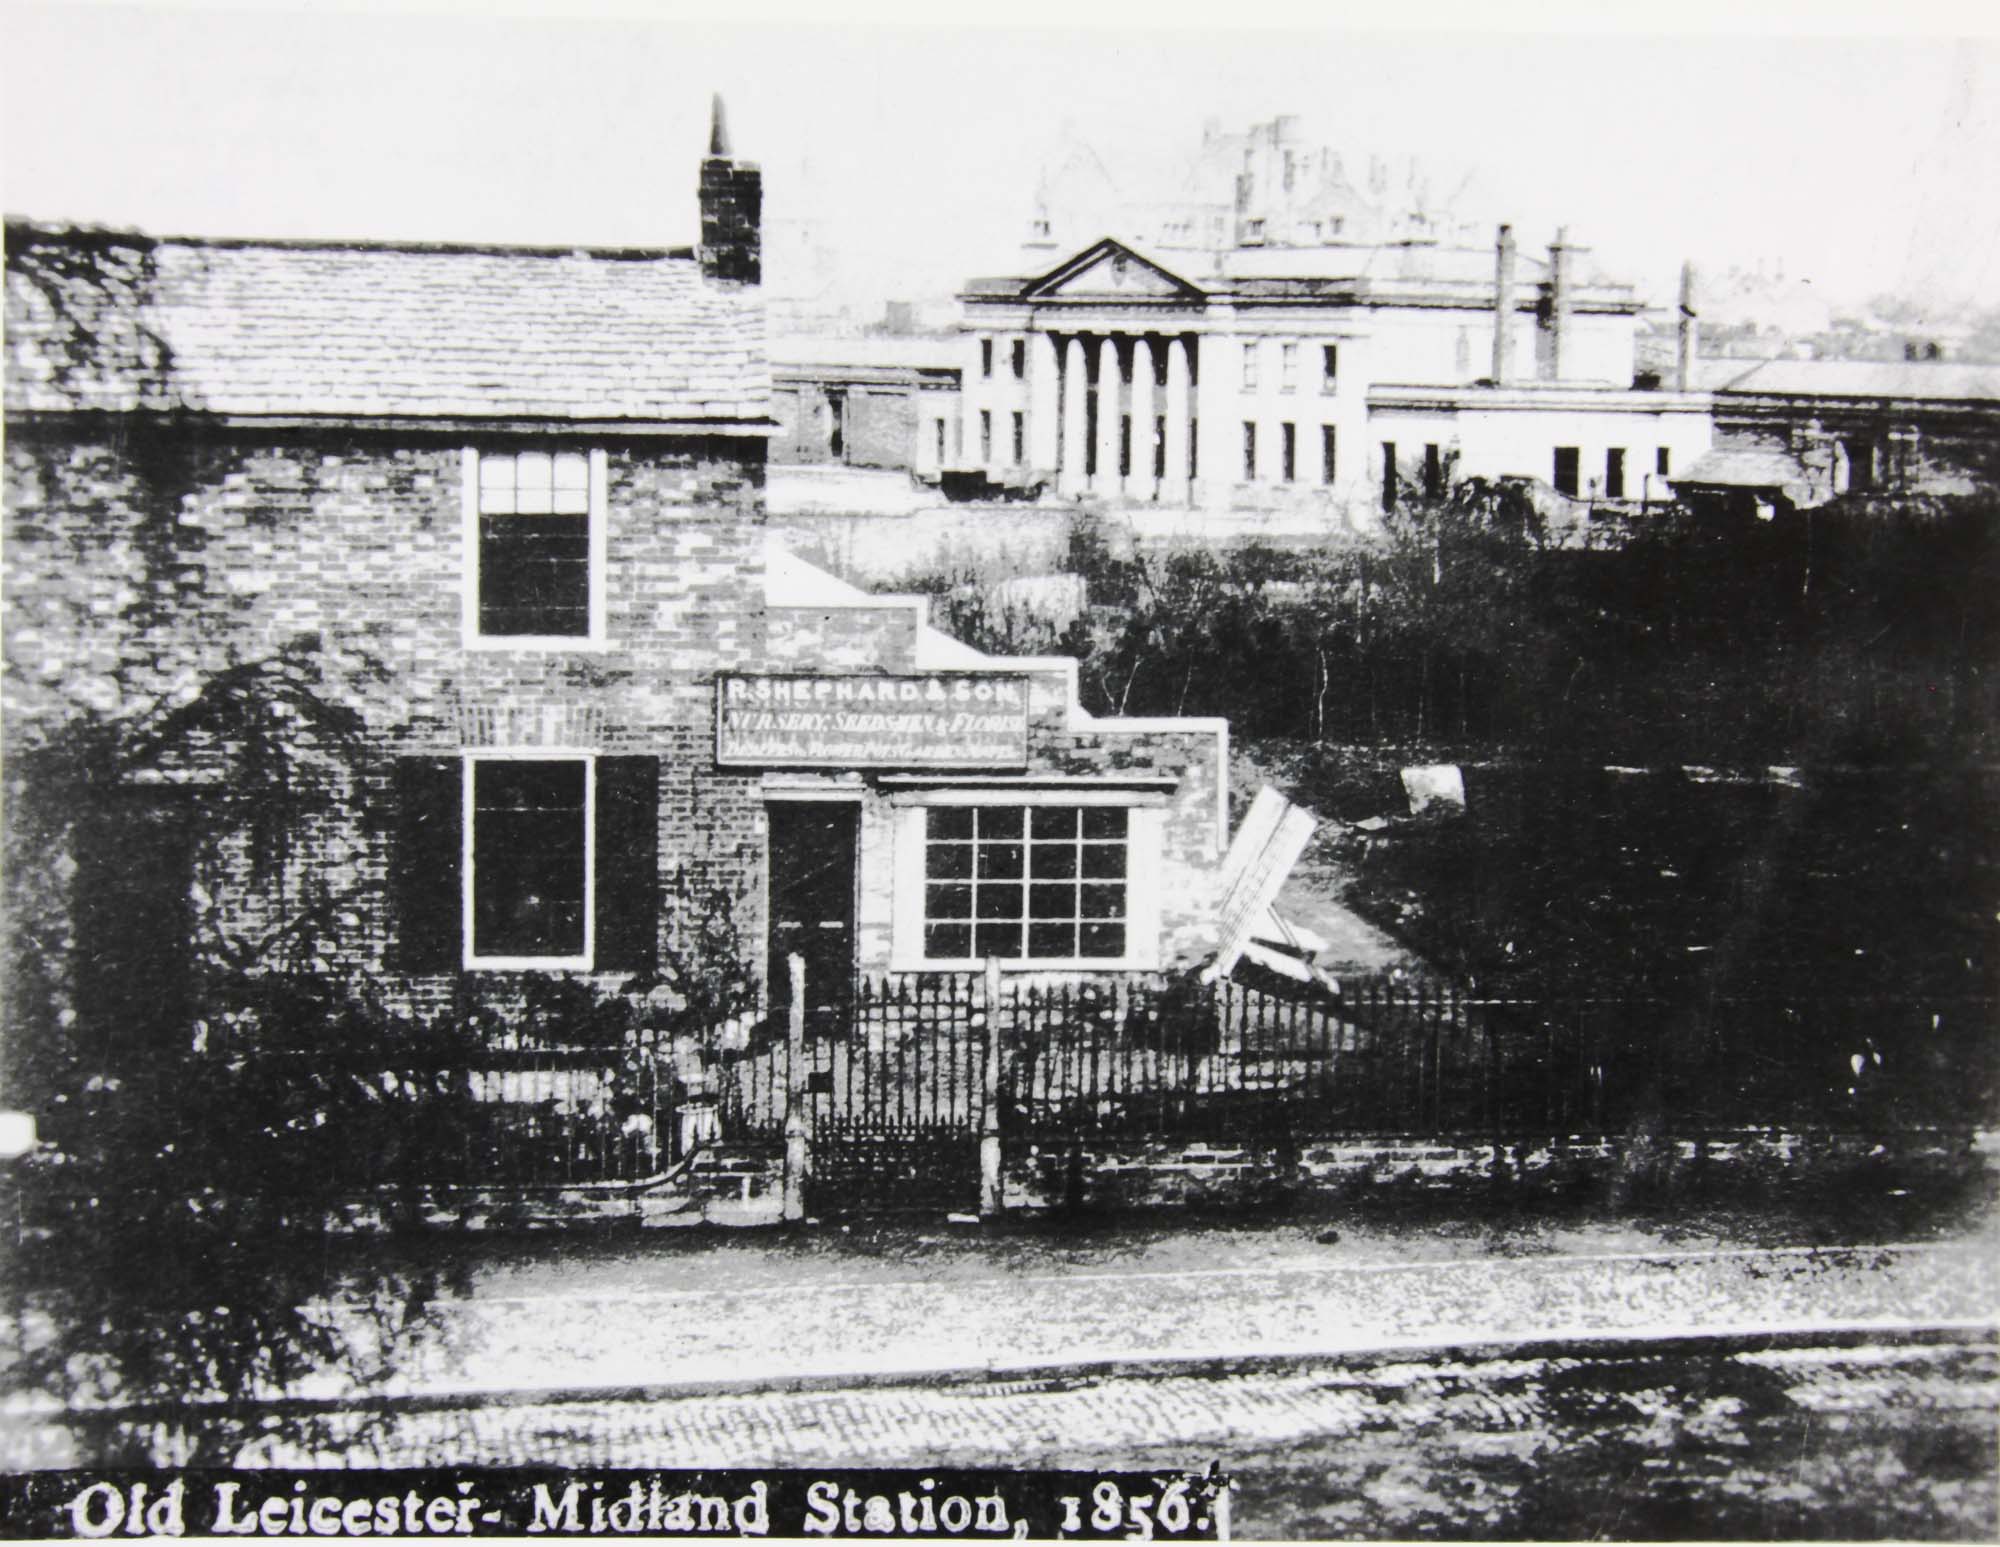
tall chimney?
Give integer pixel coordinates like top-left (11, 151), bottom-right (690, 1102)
top-left (1675, 259), bottom-right (1699, 392)
top-left (698, 93), bottom-right (761, 286)
top-left (1492, 224), bottom-right (1517, 384)
top-left (1542, 227), bottom-right (1572, 382)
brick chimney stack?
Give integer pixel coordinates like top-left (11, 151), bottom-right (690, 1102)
top-left (698, 93), bottom-right (761, 286)
top-left (1675, 260), bottom-right (1699, 392)
top-left (1541, 227), bottom-right (1572, 382)
top-left (1492, 224), bottom-right (1517, 384)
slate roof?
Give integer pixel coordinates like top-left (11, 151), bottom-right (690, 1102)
top-left (1669, 447), bottom-right (1811, 489)
top-left (1714, 358), bottom-right (2000, 405)
top-left (5, 222), bottom-right (768, 424)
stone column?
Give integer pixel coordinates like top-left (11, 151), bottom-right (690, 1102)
top-left (1193, 332), bottom-right (1233, 509)
top-left (1094, 335), bottom-right (1122, 497)
top-left (1029, 331), bottom-right (1061, 476)
top-left (963, 334), bottom-right (989, 469)
top-left (1129, 335), bottom-right (1157, 501)
top-left (1162, 334), bottom-right (1192, 505)
top-left (1060, 334), bottom-right (1089, 498)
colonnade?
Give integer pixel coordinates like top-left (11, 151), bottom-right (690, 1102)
top-left (967, 330), bottom-right (1201, 501)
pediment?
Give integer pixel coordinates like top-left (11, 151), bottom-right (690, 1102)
top-left (1024, 240), bottom-right (1205, 303)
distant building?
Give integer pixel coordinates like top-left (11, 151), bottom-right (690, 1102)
top-left (956, 221), bottom-right (1697, 517)
top-left (1677, 359), bottom-right (2000, 512)
top-left (1022, 116), bottom-right (1490, 269)
top-left (770, 335), bottom-right (961, 473)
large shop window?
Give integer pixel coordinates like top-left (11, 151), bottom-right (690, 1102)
top-left (392, 755), bottom-right (658, 973)
top-left (473, 450), bottom-right (601, 640)
top-left (923, 806), bottom-right (1128, 962)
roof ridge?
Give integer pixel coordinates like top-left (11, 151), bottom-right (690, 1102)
top-left (6, 219), bottom-right (697, 263)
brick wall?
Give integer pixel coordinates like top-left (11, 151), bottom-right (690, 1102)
top-left (4, 427), bottom-right (775, 1012)
top-left (1002, 1129), bottom-right (1985, 1213)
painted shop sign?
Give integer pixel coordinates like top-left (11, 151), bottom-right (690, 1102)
top-left (716, 673), bottom-right (1031, 769)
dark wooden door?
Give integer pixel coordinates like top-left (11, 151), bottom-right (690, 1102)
top-left (767, 803), bottom-right (857, 1023)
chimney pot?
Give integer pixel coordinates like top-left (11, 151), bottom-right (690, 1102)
top-left (698, 94), bottom-right (761, 287)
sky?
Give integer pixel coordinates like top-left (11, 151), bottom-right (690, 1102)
top-left (5, 0), bottom-right (1999, 317)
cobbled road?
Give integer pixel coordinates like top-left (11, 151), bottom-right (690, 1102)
top-left (259, 1327), bottom-right (1999, 1538)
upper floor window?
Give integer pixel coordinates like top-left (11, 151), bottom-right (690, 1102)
top-left (1242, 342), bottom-right (1260, 391)
top-left (1321, 345), bottom-right (1339, 391)
top-left (471, 449), bottom-right (603, 642)
top-left (1280, 341), bottom-right (1298, 393)
top-left (981, 339), bottom-right (995, 379)
top-left (1011, 339), bottom-right (1026, 379)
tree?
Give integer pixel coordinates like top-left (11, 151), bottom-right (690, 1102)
top-left (0, 639), bottom-right (472, 1466)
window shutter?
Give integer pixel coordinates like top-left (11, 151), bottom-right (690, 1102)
top-left (392, 757), bottom-right (461, 972)
top-left (593, 756), bottom-right (660, 973)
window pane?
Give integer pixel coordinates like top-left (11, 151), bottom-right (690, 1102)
top-left (1030, 882), bottom-right (1077, 920)
top-left (1029, 922), bottom-right (1076, 958)
top-left (975, 882), bottom-right (1023, 921)
top-left (1081, 807), bottom-right (1128, 841)
top-left (926, 883), bottom-right (972, 920)
top-left (925, 923), bottom-right (972, 959)
top-left (973, 923), bottom-right (1023, 959)
top-left (472, 760), bottom-right (586, 958)
top-left (930, 807), bottom-right (973, 841)
top-left (478, 454), bottom-right (517, 513)
top-left (975, 807), bottom-right (1023, 839)
top-left (925, 842), bottom-right (973, 880)
top-left (1079, 922), bottom-right (1126, 958)
top-left (1081, 883), bottom-right (1124, 921)
top-left (480, 515), bottom-right (590, 636)
top-left (1081, 843), bottom-right (1126, 879)
top-left (975, 842), bottom-right (1022, 880)
top-left (515, 451), bottom-right (553, 514)
top-left (1030, 807), bottom-right (1078, 840)
top-left (1029, 843), bottom-right (1077, 879)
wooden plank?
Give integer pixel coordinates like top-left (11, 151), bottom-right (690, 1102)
top-left (1206, 786), bottom-right (1317, 982)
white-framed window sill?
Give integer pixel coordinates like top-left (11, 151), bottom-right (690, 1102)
top-left (462, 635), bottom-right (613, 654)
top-left (890, 955), bottom-right (1159, 976)
top-left (464, 954), bottom-right (596, 972)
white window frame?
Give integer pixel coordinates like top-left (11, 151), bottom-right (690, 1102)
top-left (462, 750), bottom-right (597, 971)
top-left (890, 791), bottom-right (1164, 973)
top-left (1241, 341), bottom-right (1260, 391)
top-left (1280, 341), bottom-right (1298, 393)
top-left (461, 447), bottom-right (610, 651)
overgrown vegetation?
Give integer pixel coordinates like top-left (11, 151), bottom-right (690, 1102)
top-left (901, 486), bottom-right (2000, 765)
top-left (0, 640), bottom-right (757, 1464)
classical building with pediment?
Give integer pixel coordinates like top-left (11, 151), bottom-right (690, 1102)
top-left (951, 223), bottom-right (1713, 518)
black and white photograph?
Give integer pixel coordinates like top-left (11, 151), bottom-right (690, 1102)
top-left (1, 0), bottom-right (1997, 1537)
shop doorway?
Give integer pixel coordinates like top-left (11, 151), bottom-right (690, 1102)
top-left (767, 802), bottom-right (858, 1024)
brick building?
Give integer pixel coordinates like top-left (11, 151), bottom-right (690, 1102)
top-left (768, 335), bottom-right (961, 475)
top-left (3, 102), bottom-right (1232, 1066)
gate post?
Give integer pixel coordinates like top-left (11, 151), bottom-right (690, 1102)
top-left (979, 956), bottom-right (1005, 1218)
top-left (781, 953), bottom-right (811, 1223)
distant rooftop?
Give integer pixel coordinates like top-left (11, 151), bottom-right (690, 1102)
top-left (770, 335), bottom-right (960, 372)
top-left (1714, 358), bottom-right (2000, 405)
top-left (5, 220), bottom-right (768, 424)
